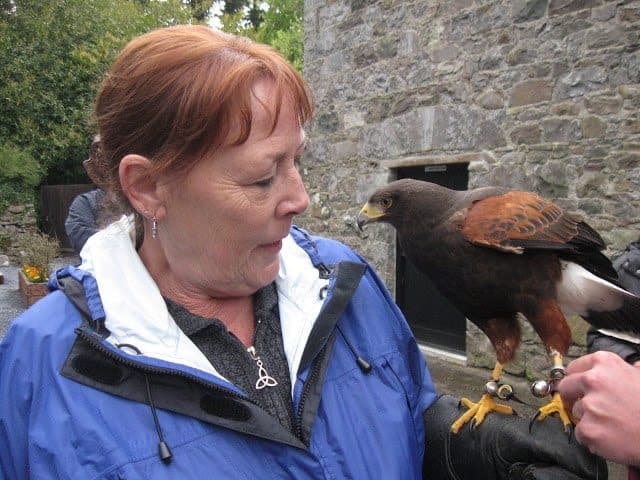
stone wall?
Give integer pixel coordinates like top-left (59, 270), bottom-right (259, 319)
top-left (0, 204), bottom-right (39, 259)
top-left (301, 0), bottom-right (640, 376)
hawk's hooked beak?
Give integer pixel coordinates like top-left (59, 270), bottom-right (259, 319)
top-left (356, 202), bottom-right (385, 231)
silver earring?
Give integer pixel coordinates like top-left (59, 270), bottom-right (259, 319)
top-left (151, 216), bottom-right (158, 239)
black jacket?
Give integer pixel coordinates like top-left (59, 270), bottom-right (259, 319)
top-left (612, 241), bottom-right (640, 295)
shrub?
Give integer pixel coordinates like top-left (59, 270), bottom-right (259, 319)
top-left (0, 144), bottom-right (44, 213)
top-left (15, 231), bottom-right (60, 282)
top-left (0, 0), bottom-right (198, 185)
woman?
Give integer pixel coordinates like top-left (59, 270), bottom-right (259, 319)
top-left (0, 26), bottom-right (604, 479)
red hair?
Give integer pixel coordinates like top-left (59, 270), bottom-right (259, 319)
top-left (94, 25), bottom-right (314, 207)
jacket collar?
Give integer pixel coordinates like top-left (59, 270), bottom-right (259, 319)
top-left (76, 215), bottom-right (329, 385)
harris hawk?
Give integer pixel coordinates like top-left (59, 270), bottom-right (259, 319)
top-left (357, 178), bottom-right (640, 433)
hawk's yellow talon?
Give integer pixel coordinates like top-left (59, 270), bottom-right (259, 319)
top-left (451, 393), bottom-right (513, 434)
top-left (535, 392), bottom-right (575, 431)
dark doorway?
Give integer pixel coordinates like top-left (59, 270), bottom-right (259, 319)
top-left (395, 163), bottom-right (468, 355)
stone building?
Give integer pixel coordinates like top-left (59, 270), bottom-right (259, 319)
top-left (300, 0), bottom-right (640, 377)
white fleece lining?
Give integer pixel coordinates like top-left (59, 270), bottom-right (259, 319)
top-left (79, 216), bottom-right (328, 391)
top-left (277, 235), bottom-right (328, 388)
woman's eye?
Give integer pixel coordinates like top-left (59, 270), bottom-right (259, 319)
top-left (254, 177), bottom-right (274, 187)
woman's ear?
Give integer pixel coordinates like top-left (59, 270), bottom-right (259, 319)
top-left (119, 154), bottom-right (164, 219)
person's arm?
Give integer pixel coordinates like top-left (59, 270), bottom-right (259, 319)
top-left (558, 351), bottom-right (640, 468)
top-left (423, 395), bottom-right (607, 479)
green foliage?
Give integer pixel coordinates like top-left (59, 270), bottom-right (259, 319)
top-left (222, 0), bottom-right (246, 15)
top-left (0, 0), bottom-right (197, 187)
top-left (182, 0), bottom-right (214, 21)
top-left (0, 143), bottom-right (44, 211)
top-left (217, 0), bottom-right (303, 72)
top-left (216, 0), bottom-right (262, 27)
top-left (1, 0), bottom-right (303, 213)
top-left (254, 0), bottom-right (302, 71)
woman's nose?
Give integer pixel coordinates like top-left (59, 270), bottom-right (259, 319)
top-left (279, 168), bottom-right (309, 217)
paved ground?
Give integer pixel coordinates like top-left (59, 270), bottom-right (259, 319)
top-left (0, 261), bottom-right (27, 337)
top-left (0, 256), bottom-right (627, 478)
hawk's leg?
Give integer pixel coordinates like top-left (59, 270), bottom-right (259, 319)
top-left (531, 353), bottom-right (574, 431)
top-left (451, 362), bottom-right (515, 433)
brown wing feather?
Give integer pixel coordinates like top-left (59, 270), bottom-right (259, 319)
top-left (461, 191), bottom-right (580, 253)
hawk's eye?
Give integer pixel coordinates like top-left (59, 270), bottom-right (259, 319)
top-left (381, 197), bottom-right (392, 208)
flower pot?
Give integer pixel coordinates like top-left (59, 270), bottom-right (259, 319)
top-left (18, 269), bottom-right (49, 306)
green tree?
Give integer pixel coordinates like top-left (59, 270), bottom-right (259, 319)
top-left (222, 0), bottom-right (246, 15)
top-left (177, 1), bottom-right (261, 25)
top-left (184, 0), bottom-right (300, 66)
top-left (183, 0), bottom-right (214, 21)
top-left (0, 143), bottom-right (44, 211)
top-left (217, 0), bottom-right (303, 72)
top-left (254, 0), bottom-right (302, 71)
top-left (0, 0), bottom-right (195, 187)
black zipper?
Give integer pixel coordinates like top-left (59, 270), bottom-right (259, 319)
top-left (294, 344), bottom-right (327, 444)
top-left (74, 327), bottom-right (259, 407)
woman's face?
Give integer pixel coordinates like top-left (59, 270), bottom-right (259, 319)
top-left (155, 80), bottom-right (309, 298)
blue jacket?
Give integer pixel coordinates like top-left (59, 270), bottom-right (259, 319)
top-left (0, 219), bottom-right (437, 479)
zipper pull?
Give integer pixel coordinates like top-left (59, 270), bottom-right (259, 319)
top-left (247, 346), bottom-right (278, 390)
top-left (317, 263), bottom-right (332, 279)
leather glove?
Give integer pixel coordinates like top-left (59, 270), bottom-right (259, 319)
top-left (422, 395), bottom-right (608, 480)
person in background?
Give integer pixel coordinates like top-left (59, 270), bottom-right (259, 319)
top-left (0, 25), bottom-right (605, 479)
top-left (64, 135), bottom-right (107, 254)
top-left (559, 237), bottom-right (640, 479)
